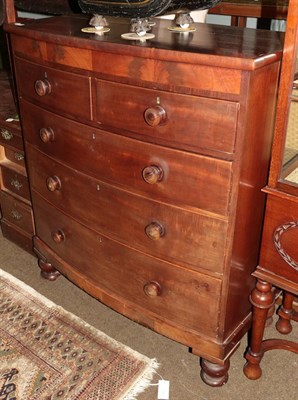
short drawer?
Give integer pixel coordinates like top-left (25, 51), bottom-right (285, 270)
top-left (14, 57), bottom-right (91, 121)
top-left (95, 79), bottom-right (238, 155)
top-left (32, 193), bottom-right (222, 336)
top-left (21, 101), bottom-right (233, 216)
top-left (0, 126), bottom-right (23, 151)
top-left (1, 219), bottom-right (34, 254)
top-left (0, 162), bottom-right (30, 201)
top-left (27, 146), bottom-right (228, 274)
top-left (0, 190), bottom-right (34, 235)
top-left (5, 148), bottom-right (26, 167)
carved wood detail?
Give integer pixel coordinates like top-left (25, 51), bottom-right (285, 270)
top-left (273, 221), bottom-right (298, 271)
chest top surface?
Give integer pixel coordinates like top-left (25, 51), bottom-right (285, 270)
top-left (5, 15), bottom-right (282, 69)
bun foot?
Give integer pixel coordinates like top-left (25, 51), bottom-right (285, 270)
top-left (243, 359), bottom-right (262, 380)
top-left (38, 258), bottom-right (60, 281)
top-left (200, 358), bottom-right (229, 387)
top-left (276, 315), bottom-right (293, 334)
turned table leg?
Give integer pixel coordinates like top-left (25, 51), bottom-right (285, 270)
top-left (276, 291), bottom-right (295, 334)
top-left (200, 358), bottom-right (230, 387)
top-left (243, 279), bottom-right (275, 380)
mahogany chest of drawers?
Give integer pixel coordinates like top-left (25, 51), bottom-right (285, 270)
top-left (0, 69), bottom-right (35, 253)
top-left (5, 15), bottom-right (282, 385)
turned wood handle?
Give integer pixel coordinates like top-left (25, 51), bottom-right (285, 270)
top-left (40, 127), bottom-right (55, 143)
top-left (144, 105), bottom-right (167, 127)
top-left (46, 176), bottom-right (61, 192)
top-left (35, 79), bottom-right (52, 96)
top-left (142, 165), bottom-right (163, 184)
top-left (145, 222), bottom-right (165, 240)
top-left (143, 281), bottom-right (162, 297)
top-left (52, 229), bottom-right (65, 244)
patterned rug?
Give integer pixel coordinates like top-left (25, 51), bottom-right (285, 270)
top-left (0, 269), bottom-right (159, 399)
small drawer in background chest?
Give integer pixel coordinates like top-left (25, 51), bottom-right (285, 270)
top-left (0, 126), bottom-right (23, 151)
top-left (0, 190), bottom-right (34, 235)
top-left (4, 148), bottom-right (26, 167)
top-left (0, 162), bottom-right (30, 201)
top-left (1, 219), bottom-right (34, 254)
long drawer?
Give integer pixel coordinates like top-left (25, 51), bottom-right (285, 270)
top-left (95, 79), bottom-right (239, 155)
top-left (32, 192), bottom-right (222, 336)
top-left (14, 57), bottom-right (92, 121)
top-left (27, 145), bottom-right (228, 274)
top-left (21, 100), bottom-right (233, 216)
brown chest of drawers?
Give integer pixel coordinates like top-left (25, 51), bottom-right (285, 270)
top-left (0, 69), bottom-right (35, 253)
top-left (5, 15), bottom-right (282, 386)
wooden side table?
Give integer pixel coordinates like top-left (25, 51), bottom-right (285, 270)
top-left (209, 0), bottom-right (288, 27)
top-left (244, 0), bottom-right (298, 379)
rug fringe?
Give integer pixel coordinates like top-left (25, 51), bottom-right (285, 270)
top-left (0, 268), bottom-right (56, 308)
top-left (123, 358), bottom-right (160, 400)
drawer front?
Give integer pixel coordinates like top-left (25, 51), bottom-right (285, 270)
top-left (32, 193), bottom-right (221, 335)
top-left (14, 57), bottom-right (91, 121)
top-left (95, 79), bottom-right (238, 155)
top-left (5, 148), bottom-right (26, 167)
top-left (1, 220), bottom-right (34, 254)
top-left (21, 101), bottom-right (232, 216)
top-left (27, 146), bottom-right (228, 274)
top-left (0, 163), bottom-right (30, 201)
top-left (0, 190), bottom-right (34, 235)
top-left (0, 126), bottom-right (23, 151)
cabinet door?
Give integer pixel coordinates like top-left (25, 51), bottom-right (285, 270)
top-left (281, 55), bottom-right (298, 186)
top-left (271, 6), bottom-right (298, 195)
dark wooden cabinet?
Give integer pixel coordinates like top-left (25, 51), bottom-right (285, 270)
top-left (0, 69), bottom-right (35, 253)
top-left (244, 0), bottom-right (298, 379)
top-left (5, 14), bottom-right (282, 386)
top-left (208, 0), bottom-right (288, 27)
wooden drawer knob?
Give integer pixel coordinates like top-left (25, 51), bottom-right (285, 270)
top-left (40, 127), bottom-right (55, 143)
top-left (35, 79), bottom-right (52, 96)
top-left (46, 176), bottom-right (61, 192)
top-left (143, 281), bottom-right (162, 297)
top-left (145, 222), bottom-right (165, 240)
top-left (142, 165), bottom-right (163, 184)
top-left (52, 229), bottom-right (65, 244)
top-left (144, 106), bottom-right (167, 127)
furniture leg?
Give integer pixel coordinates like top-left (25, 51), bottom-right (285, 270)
top-left (200, 358), bottom-right (230, 387)
top-left (243, 279), bottom-right (275, 379)
top-left (265, 287), bottom-right (279, 326)
top-left (276, 291), bottom-right (295, 334)
top-left (38, 258), bottom-right (60, 281)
